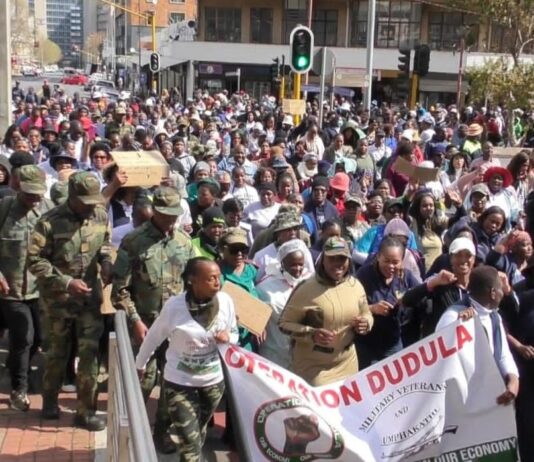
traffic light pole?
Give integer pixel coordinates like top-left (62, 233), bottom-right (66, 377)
top-left (280, 55), bottom-right (286, 101)
top-left (293, 73), bottom-right (301, 125)
top-left (363, 0), bottom-right (376, 111)
top-left (409, 73), bottom-right (419, 109)
top-left (98, 0), bottom-right (157, 92)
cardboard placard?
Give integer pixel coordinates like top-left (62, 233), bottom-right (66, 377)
top-left (109, 150), bottom-right (169, 187)
top-left (221, 281), bottom-right (272, 337)
top-left (282, 98), bottom-right (306, 116)
top-left (393, 156), bottom-right (440, 183)
top-left (100, 248), bottom-right (117, 315)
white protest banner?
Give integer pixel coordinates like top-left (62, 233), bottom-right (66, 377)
top-left (220, 319), bottom-right (518, 462)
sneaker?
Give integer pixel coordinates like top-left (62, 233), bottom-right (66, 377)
top-left (61, 384), bottom-right (76, 393)
top-left (74, 412), bottom-right (106, 432)
top-left (9, 391), bottom-right (30, 412)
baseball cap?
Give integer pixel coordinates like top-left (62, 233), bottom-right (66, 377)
top-left (273, 212), bottom-right (301, 233)
top-left (323, 237), bottom-right (351, 258)
top-left (449, 237), bottom-right (476, 256)
top-left (115, 106), bottom-right (127, 115)
top-left (68, 172), bottom-right (105, 205)
top-left (221, 227), bottom-right (248, 246)
top-left (18, 165), bottom-right (46, 195)
top-left (152, 186), bottom-right (183, 216)
top-left (471, 183), bottom-right (490, 198)
top-left (345, 194), bottom-right (363, 206)
top-left (202, 207), bottom-right (225, 228)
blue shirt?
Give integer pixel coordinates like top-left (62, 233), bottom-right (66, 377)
top-left (356, 262), bottom-right (420, 351)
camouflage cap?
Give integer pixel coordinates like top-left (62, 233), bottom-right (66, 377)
top-left (220, 227), bottom-right (248, 247)
top-left (152, 186), bottom-right (183, 216)
top-left (273, 212), bottom-right (302, 233)
top-left (323, 236), bottom-right (352, 258)
top-left (68, 171), bottom-right (105, 205)
top-left (18, 165), bottom-right (47, 195)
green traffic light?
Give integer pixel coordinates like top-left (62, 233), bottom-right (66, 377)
top-left (296, 56), bottom-right (309, 69)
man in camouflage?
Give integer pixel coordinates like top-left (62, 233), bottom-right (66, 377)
top-left (0, 165), bottom-right (54, 411)
top-left (112, 186), bottom-right (196, 453)
top-left (27, 171), bottom-right (113, 431)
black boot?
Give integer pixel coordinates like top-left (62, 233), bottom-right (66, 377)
top-left (41, 396), bottom-right (60, 420)
top-left (153, 431), bottom-right (177, 454)
top-left (74, 412), bottom-right (106, 432)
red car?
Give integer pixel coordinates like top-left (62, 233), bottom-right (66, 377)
top-left (61, 74), bottom-right (88, 85)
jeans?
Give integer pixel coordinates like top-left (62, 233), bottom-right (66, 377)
top-left (3, 299), bottom-right (41, 393)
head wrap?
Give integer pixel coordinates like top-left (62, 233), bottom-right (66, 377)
top-left (278, 239), bottom-right (309, 263)
top-left (384, 218), bottom-right (411, 237)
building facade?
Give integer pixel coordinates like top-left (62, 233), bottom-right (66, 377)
top-left (136, 0), bottom-right (532, 104)
top-left (114, 0), bottom-right (198, 56)
top-left (46, 0), bottom-right (84, 66)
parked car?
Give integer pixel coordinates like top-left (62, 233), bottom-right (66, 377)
top-left (21, 65), bottom-right (42, 77)
top-left (61, 73), bottom-right (89, 85)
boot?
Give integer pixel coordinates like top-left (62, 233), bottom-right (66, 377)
top-left (153, 431), bottom-right (177, 454)
top-left (41, 395), bottom-right (60, 420)
top-left (74, 412), bottom-right (106, 432)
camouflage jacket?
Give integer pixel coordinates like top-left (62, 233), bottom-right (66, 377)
top-left (0, 196), bottom-right (55, 301)
top-left (111, 220), bottom-right (197, 322)
top-left (27, 202), bottom-right (113, 308)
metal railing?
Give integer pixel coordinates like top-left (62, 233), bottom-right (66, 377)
top-left (107, 310), bottom-right (158, 462)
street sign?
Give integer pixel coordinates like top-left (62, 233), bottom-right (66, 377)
top-left (312, 48), bottom-right (335, 76)
top-left (282, 99), bottom-right (306, 115)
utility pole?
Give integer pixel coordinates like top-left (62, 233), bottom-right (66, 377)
top-left (98, 0), bottom-right (158, 92)
top-left (0, 3), bottom-right (12, 135)
top-left (363, 0), bottom-right (376, 111)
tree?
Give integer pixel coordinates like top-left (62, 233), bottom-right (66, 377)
top-left (467, 59), bottom-right (534, 145)
top-left (450, 0), bottom-right (534, 65)
top-left (84, 32), bottom-right (105, 64)
top-left (41, 39), bottom-right (63, 65)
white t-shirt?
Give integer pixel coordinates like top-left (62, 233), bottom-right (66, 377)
top-left (135, 291), bottom-right (238, 387)
top-left (244, 201), bottom-right (281, 237)
top-left (230, 184), bottom-right (259, 209)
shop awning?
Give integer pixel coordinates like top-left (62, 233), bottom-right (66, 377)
top-left (419, 79), bottom-right (469, 93)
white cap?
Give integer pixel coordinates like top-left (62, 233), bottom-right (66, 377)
top-left (449, 237), bottom-right (476, 256)
top-left (401, 129), bottom-right (413, 142)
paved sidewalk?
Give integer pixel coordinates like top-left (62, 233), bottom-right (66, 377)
top-left (0, 341), bottom-right (237, 461)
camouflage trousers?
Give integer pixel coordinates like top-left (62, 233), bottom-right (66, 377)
top-left (164, 380), bottom-right (225, 462)
top-left (133, 339), bottom-right (171, 435)
top-left (42, 307), bottom-right (103, 416)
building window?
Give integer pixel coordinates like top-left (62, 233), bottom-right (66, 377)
top-left (351, 1), bottom-right (421, 49)
top-left (283, 0), bottom-right (307, 43)
top-left (428, 12), bottom-right (479, 51)
top-left (250, 8), bottom-right (273, 44)
top-left (204, 8), bottom-right (241, 42)
top-left (170, 12), bottom-right (185, 23)
top-left (312, 9), bottom-right (338, 46)
top-left (169, 0), bottom-right (185, 3)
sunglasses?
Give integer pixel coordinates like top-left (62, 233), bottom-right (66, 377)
top-left (227, 245), bottom-right (249, 255)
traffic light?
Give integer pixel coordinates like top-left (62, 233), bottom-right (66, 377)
top-left (397, 48), bottom-right (411, 78)
top-left (271, 57), bottom-right (280, 80)
top-left (149, 52), bottom-right (160, 73)
top-left (289, 26), bottom-right (314, 74)
top-left (414, 45), bottom-right (431, 77)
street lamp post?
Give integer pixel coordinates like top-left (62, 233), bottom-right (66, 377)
top-left (98, 0), bottom-right (158, 92)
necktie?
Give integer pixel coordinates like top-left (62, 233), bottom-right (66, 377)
top-left (490, 310), bottom-right (503, 363)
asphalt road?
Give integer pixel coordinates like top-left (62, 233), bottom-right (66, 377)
top-left (15, 75), bottom-right (91, 99)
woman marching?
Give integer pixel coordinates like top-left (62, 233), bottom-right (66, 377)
top-left (135, 257), bottom-right (238, 462)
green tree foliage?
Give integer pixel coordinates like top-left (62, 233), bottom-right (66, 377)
top-left (42, 39), bottom-right (62, 65)
top-left (467, 59), bottom-right (534, 145)
top-left (450, 0), bottom-right (534, 64)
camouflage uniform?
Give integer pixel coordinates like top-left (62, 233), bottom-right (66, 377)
top-left (27, 172), bottom-right (113, 421)
top-left (112, 187), bottom-right (196, 442)
top-left (164, 380), bottom-right (225, 462)
top-left (0, 166), bottom-right (54, 402)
